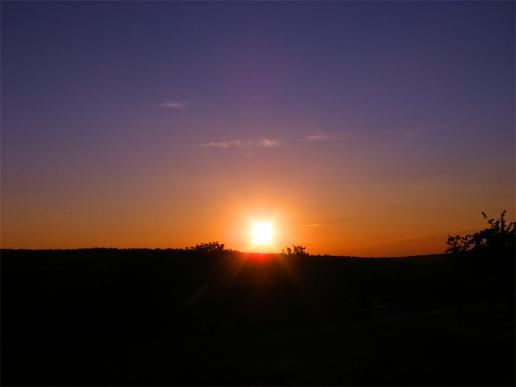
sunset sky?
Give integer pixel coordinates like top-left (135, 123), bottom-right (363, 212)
top-left (1, 2), bottom-right (514, 256)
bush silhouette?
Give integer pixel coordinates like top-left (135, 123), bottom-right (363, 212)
top-left (187, 241), bottom-right (226, 253)
top-left (446, 211), bottom-right (515, 299)
top-left (446, 211), bottom-right (515, 255)
top-left (282, 245), bottom-right (308, 256)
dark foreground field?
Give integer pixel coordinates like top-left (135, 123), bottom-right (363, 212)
top-left (1, 249), bottom-right (514, 386)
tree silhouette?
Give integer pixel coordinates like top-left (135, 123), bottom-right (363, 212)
top-left (282, 245), bottom-right (308, 256)
top-left (187, 241), bottom-right (226, 253)
top-left (446, 211), bottom-right (515, 299)
top-left (446, 211), bottom-right (515, 255)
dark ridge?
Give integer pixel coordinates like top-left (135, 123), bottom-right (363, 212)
top-left (1, 247), bottom-right (513, 386)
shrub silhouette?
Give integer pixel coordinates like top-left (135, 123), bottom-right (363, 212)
top-left (446, 211), bottom-right (515, 299)
top-left (446, 211), bottom-right (515, 255)
top-left (282, 245), bottom-right (308, 256)
top-left (187, 241), bottom-right (226, 253)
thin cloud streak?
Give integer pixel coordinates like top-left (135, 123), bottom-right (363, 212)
top-left (199, 138), bottom-right (281, 149)
top-left (157, 100), bottom-right (187, 109)
top-left (199, 140), bottom-right (243, 148)
top-left (403, 123), bottom-right (449, 137)
top-left (254, 138), bottom-right (281, 148)
top-left (200, 132), bottom-right (345, 150)
top-left (304, 216), bottom-right (357, 228)
top-left (302, 131), bottom-right (344, 142)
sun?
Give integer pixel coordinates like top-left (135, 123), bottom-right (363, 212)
top-left (251, 222), bottom-right (274, 245)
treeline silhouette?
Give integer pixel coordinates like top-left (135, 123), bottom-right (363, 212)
top-left (1, 212), bottom-right (514, 386)
top-left (445, 211), bottom-right (514, 303)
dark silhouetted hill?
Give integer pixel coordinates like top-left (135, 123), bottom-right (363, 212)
top-left (1, 247), bottom-right (514, 385)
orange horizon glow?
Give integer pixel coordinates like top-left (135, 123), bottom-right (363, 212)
top-left (2, 198), bottom-right (514, 256)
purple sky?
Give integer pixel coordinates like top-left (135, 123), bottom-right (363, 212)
top-left (1, 2), bottom-right (514, 255)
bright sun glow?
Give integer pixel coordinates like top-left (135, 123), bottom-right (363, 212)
top-left (251, 222), bottom-right (274, 245)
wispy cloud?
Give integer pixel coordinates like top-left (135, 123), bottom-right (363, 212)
top-left (157, 100), bottom-right (187, 109)
top-left (200, 132), bottom-right (347, 150)
top-left (404, 123), bottom-right (448, 137)
top-left (254, 138), bottom-right (281, 148)
top-left (302, 130), bottom-right (343, 142)
top-left (304, 216), bottom-right (356, 228)
top-left (403, 128), bottom-right (429, 137)
top-left (199, 140), bottom-right (243, 148)
top-left (199, 137), bottom-right (281, 149)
